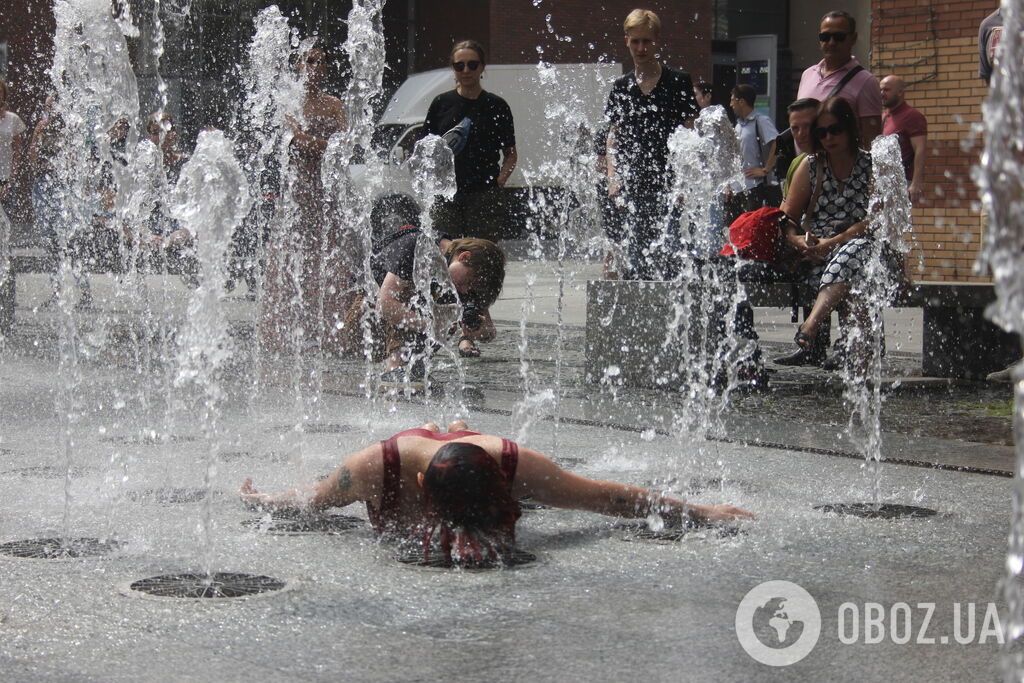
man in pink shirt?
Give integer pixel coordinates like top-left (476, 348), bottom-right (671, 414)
top-left (880, 75), bottom-right (927, 204)
top-left (797, 10), bottom-right (882, 148)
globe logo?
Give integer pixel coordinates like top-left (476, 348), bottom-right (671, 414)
top-left (735, 580), bottom-right (821, 666)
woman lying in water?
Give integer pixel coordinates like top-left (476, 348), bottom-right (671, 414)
top-left (241, 422), bottom-right (754, 566)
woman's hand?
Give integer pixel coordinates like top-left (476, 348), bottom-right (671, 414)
top-left (240, 478), bottom-right (277, 510)
top-left (803, 235), bottom-right (837, 263)
top-left (685, 503), bottom-right (756, 522)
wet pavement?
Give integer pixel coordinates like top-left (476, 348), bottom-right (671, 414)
top-left (0, 258), bottom-right (1017, 680)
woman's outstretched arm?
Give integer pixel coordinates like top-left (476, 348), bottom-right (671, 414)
top-left (514, 448), bottom-right (754, 522)
top-left (240, 443), bottom-right (383, 513)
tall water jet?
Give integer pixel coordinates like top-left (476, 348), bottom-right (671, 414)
top-left (324, 0), bottom-right (387, 409)
top-left (661, 106), bottom-right (750, 466)
top-left (49, 0), bottom-right (140, 538)
top-left (974, 0), bottom-right (1024, 671)
top-left (520, 62), bottom-right (605, 451)
top-left (837, 133), bottom-right (911, 504)
top-left (399, 134), bottom-right (465, 405)
top-left (169, 130), bottom-right (252, 573)
top-left (234, 5), bottom-right (303, 447)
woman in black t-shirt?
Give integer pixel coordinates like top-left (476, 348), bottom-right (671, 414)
top-left (423, 40), bottom-right (517, 238)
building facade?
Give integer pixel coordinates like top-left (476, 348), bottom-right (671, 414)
top-left (871, 0), bottom-right (996, 282)
top-left (0, 0), bottom-right (998, 282)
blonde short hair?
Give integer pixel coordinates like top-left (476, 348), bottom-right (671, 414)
top-left (624, 9), bottom-right (661, 35)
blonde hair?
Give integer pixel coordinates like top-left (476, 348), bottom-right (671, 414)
top-left (624, 9), bottom-right (661, 35)
top-left (442, 238), bottom-right (505, 307)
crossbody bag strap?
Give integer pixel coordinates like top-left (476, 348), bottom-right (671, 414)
top-left (801, 154), bottom-right (825, 234)
top-left (828, 65), bottom-right (864, 99)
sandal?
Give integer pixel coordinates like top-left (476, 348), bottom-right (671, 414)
top-left (794, 327), bottom-right (816, 349)
top-left (458, 337), bottom-right (481, 358)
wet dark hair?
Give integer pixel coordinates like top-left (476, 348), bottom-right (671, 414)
top-left (731, 84), bottom-right (756, 108)
top-left (822, 10), bottom-right (856, 34)
top-left (812, 96), bottom-right (861, 155)
top-left (787, 97), bottom-right (820, 114)
top-left (442, 237), bottom-right (505, 309)
top-left (419, 442), bottom-right (520, 566)
top-left (451, 40), bottom-right (486, 66)
top-left (695, 81), bottom-right (712, 96)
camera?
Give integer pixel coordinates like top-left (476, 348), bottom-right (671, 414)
top-left (461, 303), bottom-right (483, 330)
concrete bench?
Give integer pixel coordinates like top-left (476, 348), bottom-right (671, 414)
top-left (584, 278), bottom-right (1019, 386)
top-left (1, 246), bottom-right (50, 335)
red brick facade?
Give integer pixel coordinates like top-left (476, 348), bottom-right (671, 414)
top-left (415, 0), bottom-right (711, 79)
top-left (871, 0), bottom-right (995, 282)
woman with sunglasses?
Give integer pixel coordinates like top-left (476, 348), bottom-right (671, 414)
top-left (776, 96), bottom-right (879, 366)
top-left (241, 420), bottom-right (754, 567)
top-left (423, 40), bottom-right (517, 254)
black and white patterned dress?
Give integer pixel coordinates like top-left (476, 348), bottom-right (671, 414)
top-left (803, 150), bottom-right (874, 288)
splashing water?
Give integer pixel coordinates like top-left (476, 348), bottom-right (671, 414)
top-left (661, 107), bottom-right (751, 467)
top-left (837, 134), bottom-right (911, 505)
top-left (408, 134), bottom-right (456, 240)
top-left (974, 0), bottom-right (1024, 670)
top-left (169, 131), bottom-right (252, 574)
top-left (50, 0), bottom-right (141, 540)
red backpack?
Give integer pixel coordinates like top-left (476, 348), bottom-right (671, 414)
top-left (720, 207), bottom-right (786, 262)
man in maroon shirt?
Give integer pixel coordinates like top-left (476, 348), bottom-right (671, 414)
top-left (880, 75), bottom-right (928, 204)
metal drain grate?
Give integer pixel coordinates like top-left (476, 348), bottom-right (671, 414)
top-left (129, 572), bottom-right (286, 598)
top-left (241, 514), bottom-right (364, 534)
top-left (814, 503), bottom-right (937, 519)
top-left (102, 434), bottom-right (198, 446)
top-left (619, 521), bottom-right (744, 543)
top-left (302, 423), bottom-right (353, 434)
top-left (2, 466), bottom-right (94, 479)
top-left (0, 537), bottom-right (125, 559)
top-left (397, 547), bottom-right (537, 569)
top-left (126, 488), bottom-right (217, 505)
top-left (268, 422), bottom-right (353, 435)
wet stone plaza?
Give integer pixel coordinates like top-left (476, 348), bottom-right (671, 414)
top-left (1, 0), bottom-right (1023, 679)
top-left (0, 264), bottom-right (1015, 681)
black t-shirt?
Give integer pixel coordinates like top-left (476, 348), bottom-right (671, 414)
top-left (371, 226), bottom-right (449, 286)
top-left (424, 89), bottom-right (516, 193)
top-left (604, 66), bottom-right (699, 193)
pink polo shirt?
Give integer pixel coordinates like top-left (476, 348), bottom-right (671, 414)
top-left (797, 57), bottom-right (882, 119)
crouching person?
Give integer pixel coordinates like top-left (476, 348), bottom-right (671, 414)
top-left (362, 225), bottom-right (505, 392)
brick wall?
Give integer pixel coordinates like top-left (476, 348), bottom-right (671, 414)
top-left (871, 0), bottom-right (994, 282)
top-left (415, 1), bottom-right (710, 77)
top-left (488, 0), bottom-right (711, 78)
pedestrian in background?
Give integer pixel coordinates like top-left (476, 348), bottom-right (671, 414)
top-left (880, 75), bottom-right (927, 204)
top-left (424, 40), bottom-right (517, 240)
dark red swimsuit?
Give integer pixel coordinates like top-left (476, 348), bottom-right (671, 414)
top-left (366, 429), bottom-right (519, 534)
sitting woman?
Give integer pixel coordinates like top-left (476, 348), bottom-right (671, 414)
top-left (367, 226), bottom-right (504, 391)
top-left (241, 421), bottom-right (754, 566)
top-left (775, 96), bottom-right (877, 365)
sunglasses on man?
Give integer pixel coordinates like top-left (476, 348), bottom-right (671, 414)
top-left (813, 123), bottom-right (846, 139)
top-left (452, 60), bottom-right (481, 72)
top-left (818, 31), bottom-right (848, 43)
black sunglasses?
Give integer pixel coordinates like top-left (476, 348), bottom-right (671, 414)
top-left (813, 123), bottom-right (846, 139)
top-left (818, 31), bottom-right (848, 43)
top-left (452, 60), bottom-right (481, 72)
